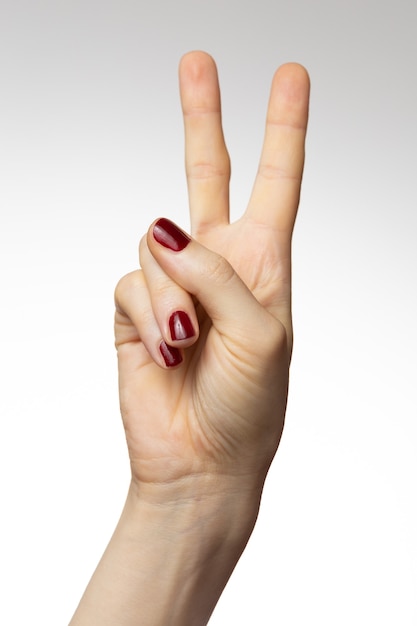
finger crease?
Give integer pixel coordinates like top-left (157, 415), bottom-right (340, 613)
top-left (187, 163), bottom-right (230, 180)
top-left (266, 118), bottom-right (307, 130)
top-left (257, 164), bottom-right (301, 181)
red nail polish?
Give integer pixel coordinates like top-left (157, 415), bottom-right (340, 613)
top-left (169, 311), bottom-right (195, 341)
top-left (153, 218), bottom-right (191, 252)
top-left (159, 341), bottom-right (183, 367)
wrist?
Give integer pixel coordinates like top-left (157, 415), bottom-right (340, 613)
top-left (126, 471), bottom-right (263, 543)
top-left (119, 477), bottom-right (262, 625)
top-left (71, 475), bottom-right (264, 626)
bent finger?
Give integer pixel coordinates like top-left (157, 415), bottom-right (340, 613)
top-left (148, 218), bottom-right (288, 359)
top-left (139, 235), bottom-right (199, 346)
top-left (114, 270), bottom-right (184, 369)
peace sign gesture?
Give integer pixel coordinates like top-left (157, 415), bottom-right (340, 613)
top-left (114, 51), bottom-right (310, 495)
top-left (71, 51), bottom-right (309, 626)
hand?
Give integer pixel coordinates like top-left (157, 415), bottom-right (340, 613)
top-left (114, 51), bottom-right (310, 503)
top-left (71, 51), bottom-right (310, 626)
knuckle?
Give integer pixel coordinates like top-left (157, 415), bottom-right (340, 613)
top-left (114, 270), bottom-right (143, 309)
top-left (269, 319), bottom-right (288, 351)
top-left (248, 312), bottom-right (286, 353)
top-left (257, 163), bottom-right (300, 182)
top-left (186, 157), bottom-right (230, 181)
top-left (204, 253), bottom-right (235, 286)
top-left (152, 275), bottom-right (175, 300)
top-left (138, 235), bottom-right (148, 255)
top-left (263, 318), bottom-right (288, 360)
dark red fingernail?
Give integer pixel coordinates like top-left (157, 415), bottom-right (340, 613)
top-left (159, 341), bottom-right (183, 367)
top-left (169, 311), bottom-right (195, 341)
top-left (153, 218), bottom-right (191, 252)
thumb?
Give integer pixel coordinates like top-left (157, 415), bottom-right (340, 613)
top-left (147, 218), bottom-right (286, 352)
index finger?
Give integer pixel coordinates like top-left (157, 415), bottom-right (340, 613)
top-left (245, 63), bottom-right (310, 231)
top-left (179, 51), bottom-right (231, 235)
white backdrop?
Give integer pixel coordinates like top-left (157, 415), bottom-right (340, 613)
top-left (1, 1), bottom-right (416, 624)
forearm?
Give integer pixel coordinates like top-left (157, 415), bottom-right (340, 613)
top-left (69, 477), bottom-right (262, 626)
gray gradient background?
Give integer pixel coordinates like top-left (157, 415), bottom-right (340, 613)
top-left (1, 1), bottom-right (416, 624)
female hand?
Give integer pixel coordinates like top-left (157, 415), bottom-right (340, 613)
top-left (70, 51), bottom-right (310, 626)
top-left (114, 51), bottom-right (310, 504)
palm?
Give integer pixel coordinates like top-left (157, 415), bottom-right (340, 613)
top-left (197, 218), bottom-right (290, 313)
top-left (115, 53), bottom-right (309, 487)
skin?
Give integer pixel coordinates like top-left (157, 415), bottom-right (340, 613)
top-left (69, 51), bottom-right (310, 626)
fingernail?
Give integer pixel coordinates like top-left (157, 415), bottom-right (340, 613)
top-left (153, 218), bottom-right (191, 252)
top-left (159, 341), bottom-right (183, 367)
top-left (169, 311), bottom-right (195, 341)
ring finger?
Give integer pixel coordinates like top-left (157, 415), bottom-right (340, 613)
top-left (139, 232), bottom-right (199, 348)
